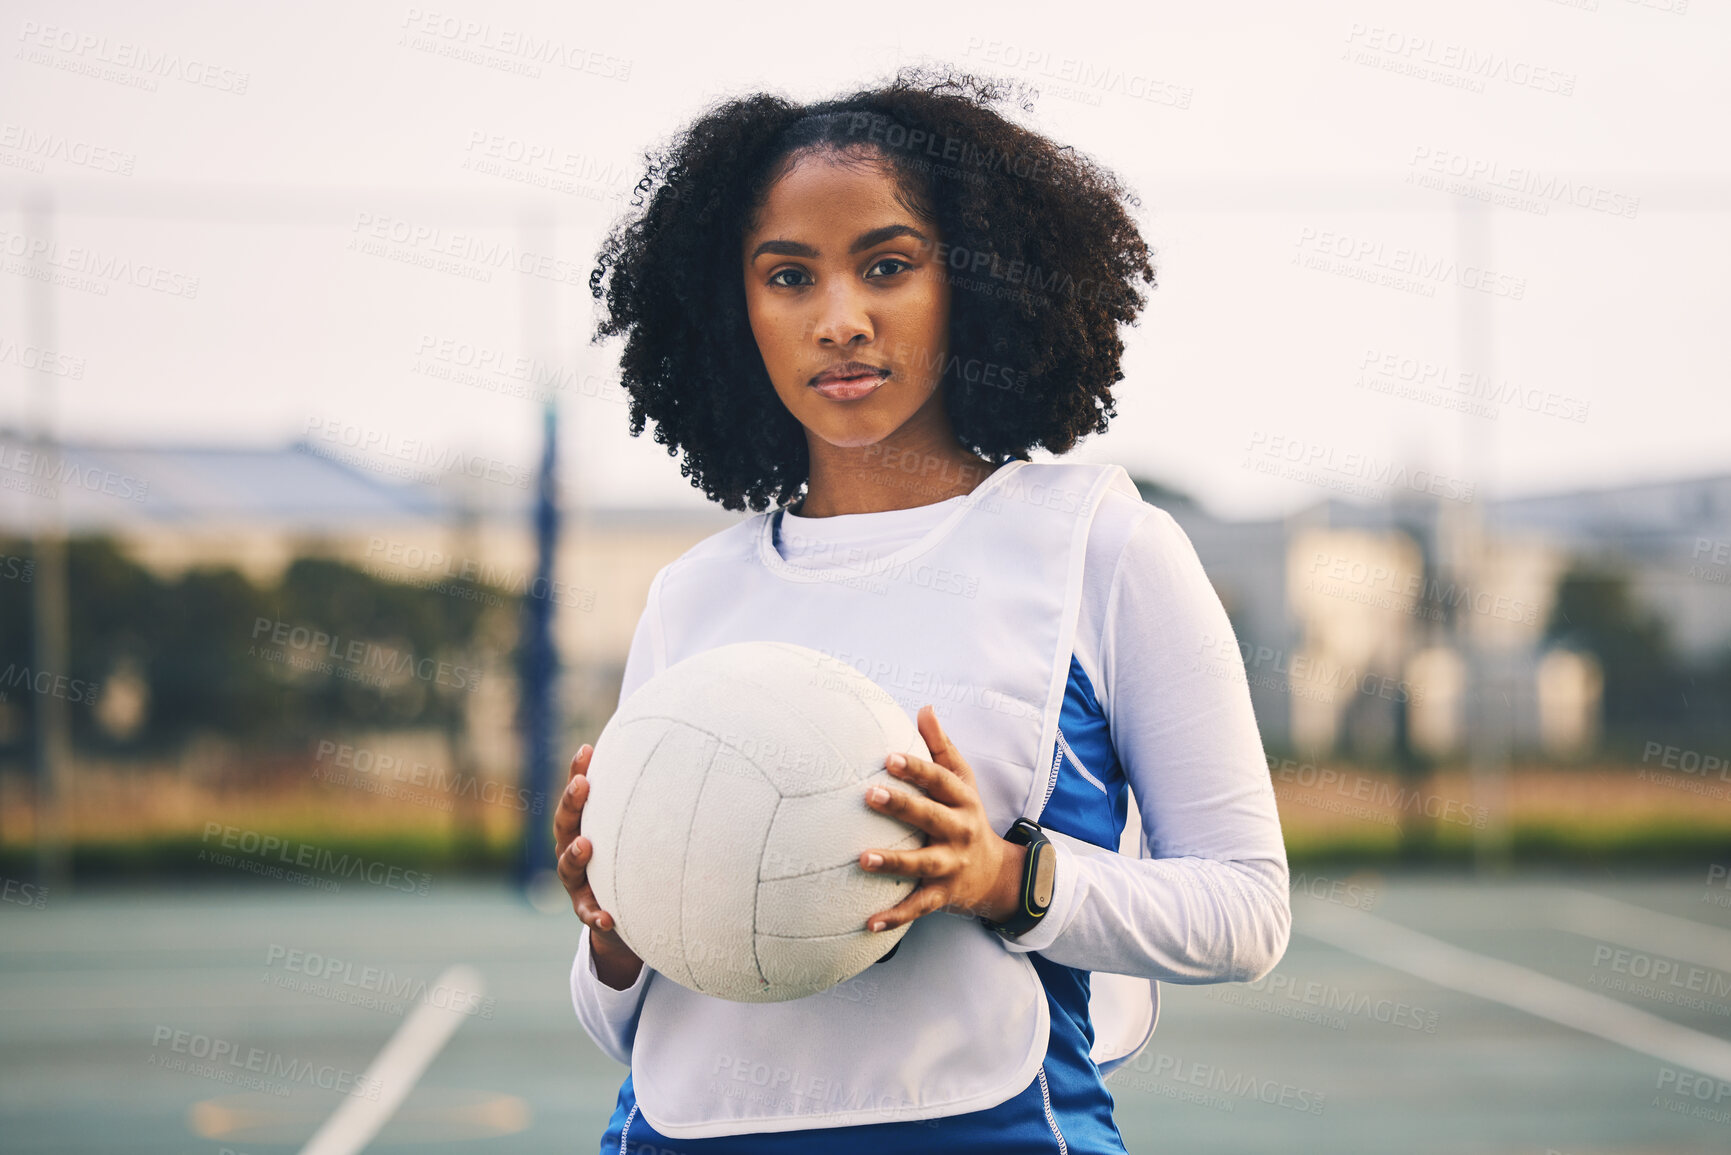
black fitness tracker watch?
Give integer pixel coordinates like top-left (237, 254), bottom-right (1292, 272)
top-left (983, 818), bottom-right (1056, 938)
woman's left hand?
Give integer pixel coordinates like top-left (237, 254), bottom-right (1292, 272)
top-left (859, 704), bottom-right (1027, 933)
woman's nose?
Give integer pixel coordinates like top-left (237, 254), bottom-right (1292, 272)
top-left (811, 284), bottom-right (872, 346)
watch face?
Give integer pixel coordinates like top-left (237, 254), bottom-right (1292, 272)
top-left (1031, 841), bottom-right (1057, 909)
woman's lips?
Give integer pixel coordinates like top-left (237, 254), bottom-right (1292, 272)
top-left (809, 371), bottom-right (888, 400)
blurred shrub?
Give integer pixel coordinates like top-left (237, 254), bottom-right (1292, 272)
top-left (0, 535), bottom-right (518, 758)
top-left (1546, 561), bottom-right (1731, 750)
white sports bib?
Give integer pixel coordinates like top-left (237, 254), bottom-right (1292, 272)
top-left (627, 458), bottom-right (1152, 1138)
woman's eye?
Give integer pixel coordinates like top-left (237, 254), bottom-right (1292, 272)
top-left (767, 260), bottom-right (907, 287)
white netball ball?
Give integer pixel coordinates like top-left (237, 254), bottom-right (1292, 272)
top-left (583, 640), bottom-right (930, 1003)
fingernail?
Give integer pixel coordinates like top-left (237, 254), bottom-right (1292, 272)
top-left (869, 920), bottom-right (886, 932)
top-left (886, 753), bottom-right (905, 770)
top-left (867, 786), bottom-right (888, 804)
top-left (863, 853), bottom-right (883, 869)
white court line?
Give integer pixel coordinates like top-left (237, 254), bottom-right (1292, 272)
top-left (297, 964), bottom-right (485, 1155)
top-left (1544, 888), bottom-right (1731, 974)
top-left (1294, 897), bottom-right (1731, 1084)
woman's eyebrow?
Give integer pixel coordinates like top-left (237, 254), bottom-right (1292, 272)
top-left (749, 224), bottom-right (931, 262)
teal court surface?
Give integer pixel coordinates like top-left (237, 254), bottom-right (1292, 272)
top-left (4, 872), bottom-right (1730, 1154)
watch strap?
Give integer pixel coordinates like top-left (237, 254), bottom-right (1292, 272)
top-left (984, 818), bottom-right (1054, 938)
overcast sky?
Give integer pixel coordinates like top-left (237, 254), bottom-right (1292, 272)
top-left (1, 0), bottom-right (1725, 518)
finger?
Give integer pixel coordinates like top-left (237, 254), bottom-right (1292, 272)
top-left (860, 846), bottom-right (956, 879)
top-left (553, 771), bottom-right (590, 854)
top-left (866, 882), bottom-right (951, 932)
top-left (559, 839), bottom-right (620, 932)
top-left (917, 705), bottom-right (977, 788)
top-left (559, 744), bottom-right (591, 808)
top-left (558, 845), bottom-right (588, 918)
top-left (577, 889), bottom-right (620, 934)
top-left (556, 834), bottom-right (589, 894)
top-left (865, 783), bottom-right (960, 839)
top-left (884, 749), bottom-right (964, 808)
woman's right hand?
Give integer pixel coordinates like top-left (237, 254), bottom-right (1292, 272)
top-left (556, 743), bottom-right (645, 991)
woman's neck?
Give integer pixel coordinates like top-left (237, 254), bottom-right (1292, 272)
top-left (795, 441), bottom-right (1002, 518)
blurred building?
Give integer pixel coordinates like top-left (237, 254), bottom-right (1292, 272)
top-left (1491, 474), bottom-right (1731, 662)
top-left (1157, 472), bottom-right (1731, 760)
top-left (1156, 484), bottom-right (1582, 761)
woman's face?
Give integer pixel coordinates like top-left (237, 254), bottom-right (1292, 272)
top-left (741, 149), bottom-right (951, 450)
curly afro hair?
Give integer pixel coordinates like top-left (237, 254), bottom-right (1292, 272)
top-left (588, 65), bottom-right (1157, 512)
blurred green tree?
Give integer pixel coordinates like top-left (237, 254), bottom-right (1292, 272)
top-left (0, 536), bottom-right (517, 759)
top-left (1545, 561), bottom-right (1729, 748)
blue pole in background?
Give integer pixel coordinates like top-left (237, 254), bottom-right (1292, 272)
top-left (516, 398), bottom-right (560, 892)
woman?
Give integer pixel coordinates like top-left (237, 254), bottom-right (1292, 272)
top-left (555, 68), bottom-right (1291, 1154)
